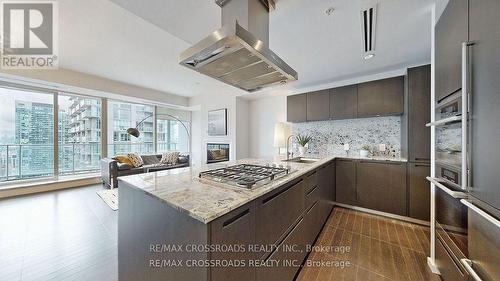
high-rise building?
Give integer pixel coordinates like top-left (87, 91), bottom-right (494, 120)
top-left (65, 96), bottom-right (101, 174)
top-left (15, 100), bottom-right (54, 179)
top-left (107, 101), bottom-right (154, 156)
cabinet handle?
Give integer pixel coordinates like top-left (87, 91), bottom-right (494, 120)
top-left (306, 185), bottom-right (318, 196)
top-left (223, 209), bottom-right (250, 228)
top-left (460, 259), bottom-right (483, 281)
top-left (413, 163), bottom-right (430, 167)
top-left (460, 199), bottom-right (500, 229)
top-left (306, 201), bottom-right (318, 213)
top-left (461, 41), bottom-right (474, 189)
top-left (426, 177), bottom-right (467, 199)
top-left (414, 157), bottom-right (430, 161)
top-left (262, 179), bottom-right (302, 205)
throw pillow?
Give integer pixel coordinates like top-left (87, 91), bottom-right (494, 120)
top-left (160, 151), bottom-right (180, 165)
top-left (127, 152), bottom-right (144, 168)
top-left (169, 151), bottom-right (180, 164)
top-left (112, 155), bottom-right (133, 166)
top-left (141, 155), bottom-right (160, 166)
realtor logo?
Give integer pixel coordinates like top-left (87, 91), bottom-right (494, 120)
top-left (1, 1), bottom-right (58, 69)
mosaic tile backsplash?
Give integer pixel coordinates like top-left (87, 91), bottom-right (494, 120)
top-left (292, 116), bottom-right (402, 158)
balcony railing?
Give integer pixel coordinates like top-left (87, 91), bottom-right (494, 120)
top-left (0, 141), bottom-right (187, 183)
top-left (0, 143), bottom-right (101, 183)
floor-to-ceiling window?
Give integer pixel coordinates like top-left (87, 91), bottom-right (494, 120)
top-left (0, 82), bottom-right (191, 187)
top-left (0, 86), bottom-right (54, 182)
top-left (58, 94), bottom-right (102, 175)
top-left (156, 107), bottom-right (190, 154)
top-left (107, 100), bottom-right (155, 157)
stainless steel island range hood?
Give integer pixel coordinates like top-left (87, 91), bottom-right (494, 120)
top-left (179, 0), bottom-right (297, 92)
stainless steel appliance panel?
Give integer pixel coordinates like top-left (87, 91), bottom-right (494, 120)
top-left (435, 181), bottom-right (468, 260)
top-left (462, 197), bottom-right (500, 281)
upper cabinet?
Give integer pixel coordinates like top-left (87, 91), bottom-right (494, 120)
top-left (330, 85), bottom-right (358, 120)
top-left (287, 94), bottom-right (307, 123)
top-left (357, 76), bottom-right (404, 117)
top-left (287, 76), bottom-right (404, 123)
top-left (435, 0), bottom-right (468, 102)
top-left (306, 90), bottom-right (330, 121)
top-left (408, 65), bottom-right (431, 162)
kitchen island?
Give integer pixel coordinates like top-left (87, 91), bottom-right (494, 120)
top-left (118, 156), bottom-right (406, 281)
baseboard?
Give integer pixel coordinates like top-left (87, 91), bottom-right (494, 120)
top-left (333, 202), bottom-right (431, 226)
top-left (427, 257), bottom-right (441, 274)
top-left (0, 176), bottom-right (102, 199)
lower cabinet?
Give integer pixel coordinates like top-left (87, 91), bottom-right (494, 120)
top-left (335, 159), bottom-right (357, 205)
top-left (317, 162), bottom-right (335, 222)
top-left (408, 162), bottom-right (431, 221)
top-left (210, 202), bottom-right (256, 281)
top-left (255, 179), bottom-right (305, 248)
top-left (356, 161), bottom-right (407, 216)
top-left (256, 218), bottom-right (307, 281)
top-left (304, 201), bottom-right (324, 244)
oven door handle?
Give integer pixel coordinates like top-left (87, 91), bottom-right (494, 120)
top-left (460, 258), bottom-right (483, 281)
top-left (426, 177), bottom-right (468, 198)
top-left (425, 115), bottom-right (462, 127)
top-left (460, 199), bottom-right (500, 229)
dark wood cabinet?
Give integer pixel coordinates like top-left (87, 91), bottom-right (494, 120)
top-left (287, 94), bottom-right (307, 122)
top-left (408, 163), bottom-right (430, 221)
top-left (287, 77), bottom-right (405, 123)
top-left (256, 218), bottom-right (307, 281)
top-left (408, 65), bottom-right (431, 163)
top-left (210, 202), bottom-right (256, 281)
top-left (255, 179), bottom-right (304, 248)
top-left (468, 0), bottom-right (500, 210)
top-left (435, 0), bottom-right (468, 102)
top-left (357, 76), bottom-right (404, 117)
top-left (307, 90), bottom-right (330, 121)
top-left (329, 85), bottom-right (357, 120)
top-left (356, 161), bottom-right (407, 216)
top-left (317, 163), bottom-right (335, 222)
top-left (335, 159), bottom-right (357, 205)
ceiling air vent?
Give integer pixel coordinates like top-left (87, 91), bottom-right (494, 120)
top-left (361, 5), bottom-right (377, 59)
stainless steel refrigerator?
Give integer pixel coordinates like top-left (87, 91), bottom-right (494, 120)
top-left (432, 1), bottom-right (500, 281)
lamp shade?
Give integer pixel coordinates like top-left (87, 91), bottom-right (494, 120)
top-left (274, 122), bottom-right (291, 148)
top-left (127, 127), bottom-right (140, 138)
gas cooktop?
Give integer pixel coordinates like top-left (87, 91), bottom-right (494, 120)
top-left (198, 164), bottom-right (291, 189)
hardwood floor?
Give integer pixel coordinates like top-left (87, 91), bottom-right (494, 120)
top-left (0, 185), bottom-right (118, 281)
top-left (297, 207), bottom-right (440, 281)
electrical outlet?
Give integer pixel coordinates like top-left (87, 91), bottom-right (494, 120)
top-left (378, 144), bottom-right (386, 152)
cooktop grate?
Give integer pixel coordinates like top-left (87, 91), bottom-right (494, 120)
top-left (199, 164), bottom-right (290, 189)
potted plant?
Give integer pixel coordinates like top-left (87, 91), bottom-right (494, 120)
top-left (360, 144), bottom-right (371, 158)
top-left (296, 134), bottom-right (312, 156)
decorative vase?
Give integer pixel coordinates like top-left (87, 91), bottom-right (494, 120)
top-left (299, 146), bottom-right (307, 156)
top-left (360, 149), bottom-right (369, 158)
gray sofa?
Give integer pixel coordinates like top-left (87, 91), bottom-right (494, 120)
top-left (101, 154), bottom-right (189, 188)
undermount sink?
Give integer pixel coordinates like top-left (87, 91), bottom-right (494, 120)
top-left (282, 157), bottom-right (320, 164)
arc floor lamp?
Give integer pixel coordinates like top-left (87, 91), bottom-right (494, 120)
top-left (126, 113), bottom-right (191, 165)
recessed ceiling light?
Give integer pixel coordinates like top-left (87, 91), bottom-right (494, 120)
top-left (325, 7), bottom-right (335, 16)
top-left (364, 53), bottom-right (375, 60)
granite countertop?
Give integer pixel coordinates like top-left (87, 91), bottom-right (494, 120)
top-left (118, 155), bottom-right (406, 224)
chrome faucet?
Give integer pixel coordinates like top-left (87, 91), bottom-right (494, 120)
top-left (286, 134), bottom-right (295, 161)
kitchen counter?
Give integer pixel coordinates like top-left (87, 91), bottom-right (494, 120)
top-left (118, 155), bottom-right (406, 224)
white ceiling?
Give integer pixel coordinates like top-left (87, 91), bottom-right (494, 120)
top-left (57, 0), bottom-right (435, 99)
top-left (58, 0), bottom-right (240, 98)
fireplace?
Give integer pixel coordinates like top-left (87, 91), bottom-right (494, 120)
top-left (207, 143), bottom-right (230, 164)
